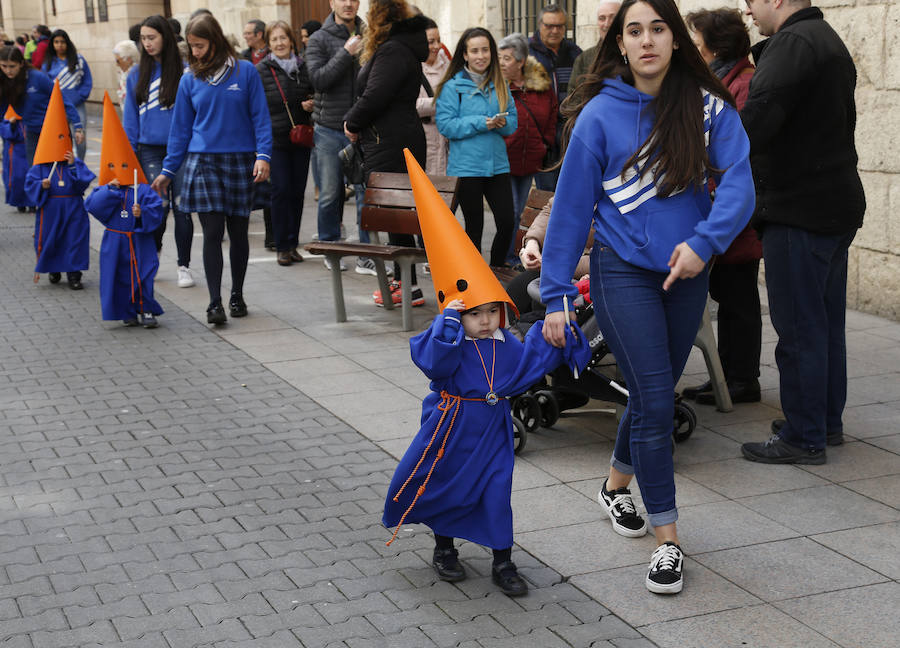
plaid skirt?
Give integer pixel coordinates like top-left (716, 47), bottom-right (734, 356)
top-left (181, 152), bottom-right (260, 216)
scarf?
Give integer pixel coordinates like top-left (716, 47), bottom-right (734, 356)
top-left (269, 52), bottom-right (299, 78)
top-left (709, 57), bottom-right (738, 80)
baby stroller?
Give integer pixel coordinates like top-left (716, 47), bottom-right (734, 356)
top-left (508, 279), bottom-right (697, 453)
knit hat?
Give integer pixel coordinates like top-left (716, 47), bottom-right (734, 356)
top-left (98, 91), bottom-right (147, 186)
top-left (32, 79), bottom-right (72, 165)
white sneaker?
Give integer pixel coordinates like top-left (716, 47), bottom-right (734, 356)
top-left (177, 266), bottom-right (194, 288)
top-left (324, 257), bottom-right (347, 272)
top-left (646, 542), bottom-right (684, 594)
top-left (598, 479), bottom-right (648, 538)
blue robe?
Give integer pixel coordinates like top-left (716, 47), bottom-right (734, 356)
top-left (383, 309), bottom-right (590, 549)
top-left (0, 120), bottom-right (27, 208)
top-left (25, 159), bottom-right (95, 274)
top-left (85, 184), bottom-right (165, 321)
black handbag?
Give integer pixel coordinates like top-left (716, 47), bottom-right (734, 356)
top-left (339, 142), bottom-right (365, 185)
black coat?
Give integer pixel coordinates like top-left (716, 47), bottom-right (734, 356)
top-left (344, 15), bottom-right (428, 174)
top-left (742, 7), bottom-right (865, 234)
top-left (305, 13), bottom-right (365, 131)
top-left (256, 57), bottom-right (313, 151)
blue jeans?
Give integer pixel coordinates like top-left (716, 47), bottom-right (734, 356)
top-left (762, 224), bottom-right (856, 450)
top-left (507, 173), bottom-right (534, 262)
top-left (590, 246), bottom-right (708, 527)
top-left (313, 124), bottom-right (366, 243)
top-left (270, 146), bottom-right (311, 251)
top-left (138, 144), bottom-right (193, 267)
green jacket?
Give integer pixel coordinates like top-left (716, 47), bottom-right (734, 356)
top-left (24, 40), bottom-right (37, 61)
top-left (570, 43), bottom-right (599, 88)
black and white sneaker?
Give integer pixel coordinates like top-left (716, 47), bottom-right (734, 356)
top-left (598, 479), bottom-right (648, 538)
top-left (646, 542), bottom-right (684, 594)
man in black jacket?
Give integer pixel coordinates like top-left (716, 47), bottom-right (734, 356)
top-left (740, 0), bottom-right (865, 465)
top-left (305, 0), bottom-right (374, 274)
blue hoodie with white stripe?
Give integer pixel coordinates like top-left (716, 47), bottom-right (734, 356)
top-left (43, 54), bottom-right (93, 106)
top-left (123, 62), bottom-right (178, 148)
top-left (540, 77), bottom-right (754, 315)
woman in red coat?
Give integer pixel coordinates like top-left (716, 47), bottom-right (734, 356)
top-left (683, 8), bottom-right (762, 406)
top-left (498, 33), bottom-right (557, 266)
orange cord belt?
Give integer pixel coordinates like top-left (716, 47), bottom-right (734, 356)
top-left (107, 228), bottom-right (144, 312)
top-left (385, 389), bottom-right (507, 546)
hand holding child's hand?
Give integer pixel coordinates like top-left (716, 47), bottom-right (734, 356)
top-left (132, 204), bottom-right (141, 218)
top-left (63, 150), bottom-right (74, 164)
top-left (41, 178), bottom-right (50, 189)
top-left (446, 299), bottom-right (466, 311)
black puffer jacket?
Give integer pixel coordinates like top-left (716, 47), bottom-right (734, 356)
top-left (305, 13), bottom-right (365, 130)
top-left (344, 15), bottom-right (429, 174)
top-left (256, 56), bottom-right (313, 151)
top-left (742, 7), bottom-right (865, 234)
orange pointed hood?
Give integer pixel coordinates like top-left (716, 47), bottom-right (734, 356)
top-left (98, 91), bottom-right (147, 185)
top-left (3, 104), bottom-right (22, 121)
top-left (32, 79), bottom-right (72, 165)
top-left (404, 149), bottom-right (518, 326)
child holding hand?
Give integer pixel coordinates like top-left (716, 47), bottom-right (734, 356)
top-left (383, 296), bottom-right (589, 596)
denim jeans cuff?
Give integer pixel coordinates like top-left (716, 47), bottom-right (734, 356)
top-left (647, 508), bottom-right (678, 527)
top-left (610, 457), bottom-right (634, 475)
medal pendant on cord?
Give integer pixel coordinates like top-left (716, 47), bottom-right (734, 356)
top-left (485, 391), bottom-right (499, 406)
top-left (121, 191), bottom-right (129, 218)
top-left (472, 338), bottom-right (499, 406)
top-left (56, 166), bottom-right (65, 187)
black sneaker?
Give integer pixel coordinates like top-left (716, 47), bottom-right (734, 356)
top-left (207, 303), bottom-right (227, 325)
top-left (432, 548), bottom-right (466, 582)
top-left (48, 272), bottom-right (61, 284)
top-left (772, 419), bottom-right (843, 447)
top-left (122, 317), bottom-right (139, 327)
top-left (141, 313), bottom-right (158, 328)
top-left (598, 479), bottom-right (648, 538)
top-left (741, 434), bottom-right (825, 465)
top-left (646, 542), bottom-right (684, 594)
top-left (491, 560), bottom-right (528, 597)
top-left (681, 380), bottom-right (711, 400)
top-left (229, 294), bottom-right (248, 318)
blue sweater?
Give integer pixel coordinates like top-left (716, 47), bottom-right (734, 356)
top-left (3, 69), bottom-right (82, 132)
top-left (435, 70), bottom-right (517, 177)
top-left (540, 78), bottom-right (755, 315)
top-left (161, 59), bottom-right (272, 177)
top-left (123, 62), bottom-right (181, 148)
top-left (43, 54), bottom-right (93, 106)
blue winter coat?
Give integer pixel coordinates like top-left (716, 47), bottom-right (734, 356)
top-left (435, 70), bottom-right (517, 178)
top-left (0, 120), bottom-right (27, 207)
top-left (383, 309), bottom-right (589, 549)
top-left (85, 184), bottom-right (165, 320)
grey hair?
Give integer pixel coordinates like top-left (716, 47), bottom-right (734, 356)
top-left (497, 32), bottom-right (528, 62)
top-left (112, 39), bottom-right (139, 63)
top-left (538, 3), bottom-right (567, 22)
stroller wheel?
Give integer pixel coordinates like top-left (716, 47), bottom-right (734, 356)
top-left (673, 401), bottom-right (697, 443)
top-left (512, 417), bottom-right (527, 454)
top-left (535, 390), bottom-right (560, 428)
top-left (512, 394), bottom-right (542, 433)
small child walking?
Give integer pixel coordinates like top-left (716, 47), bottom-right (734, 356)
top-left (84, 93), bottom-right (165, 328)
top-left (383, 151), bottom-right (589, 596)
top-left (0, 105), bottom-right (28, 211)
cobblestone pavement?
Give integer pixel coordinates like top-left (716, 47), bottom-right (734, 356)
top-left (0, 205), bottom-right (654, 646)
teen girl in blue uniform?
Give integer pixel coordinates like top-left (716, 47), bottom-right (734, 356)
top-left (435, 28), bottom-right (517, 267)
top-left (540, 0), bottom-right (755, 594)
top-left (124, 15), bottom-right (195, 289)
top-left (151, 14), bottom-right (272, 325)
top-left (42, 30), bottom-right (92, 159)
top-left (0, 46), bottom-right (83, 167)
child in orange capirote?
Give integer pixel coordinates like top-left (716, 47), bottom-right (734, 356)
top-left (24, 80), bottom-right (94, 290)
top-left (0, 105), bottom-right (28, 210)
top-left (85, 93), bottom-right (165, 328)
top-left (382, 151), bottom-right (590, 597)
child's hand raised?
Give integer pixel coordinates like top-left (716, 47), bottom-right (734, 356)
top-left (446, 299), bottom-right (465, 311)
top-left (132, 204), bottom-right (141, 218)
top-left (63, 150), bottom-right (74, 164)
top-left (109, 178), bottom-right (121, 188)
top-left (41, 178), bottom-right (50, 189)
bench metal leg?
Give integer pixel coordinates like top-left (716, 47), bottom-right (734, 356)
top-left (398, 259), bottom-right (414, 331)
top-left (694, 303), bottom-right (732, 412)
top-left (373, 258), bottom-right (394, 311)
top-left (326, 255), bottom-right (347, 323)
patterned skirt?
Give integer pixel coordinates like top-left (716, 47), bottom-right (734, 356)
top-left (181, 152), bottom-right (260, 217)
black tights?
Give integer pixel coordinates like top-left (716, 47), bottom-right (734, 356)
top-left (457, 174), bottom-right (515, 267)
top-left (198, 212), bottom-right (249, 305)
top-left (434, 534), bottom-right (511, 565)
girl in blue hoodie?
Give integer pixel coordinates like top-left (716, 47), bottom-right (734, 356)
top-left (435, 28), bottom-right (517, 267)
top-left (124, 15), bottom-right (195, 290)
top-left (151, 14), bottom-right (272, 326)
top-left (43, 30), bottom-right (92, 159)
top-left (540, 0), bottom-right (754, 595)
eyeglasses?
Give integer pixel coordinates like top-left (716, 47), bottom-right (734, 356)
top-left (541, 22), bottom-right (567, 31)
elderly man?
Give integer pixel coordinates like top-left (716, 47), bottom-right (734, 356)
top-left (528, 3), bottom-right (581, 191)
top-left (241, 19), bottom-right (268, 64)
top-left (571, 1), bottom-right (621, 86)
top-left (739, 0), bottom-right (865, 465)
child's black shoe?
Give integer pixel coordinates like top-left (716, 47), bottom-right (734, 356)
top-left (48, 273), bottom-right (61, 284)
top-left (432, 548), bottom-right (466, 582)
top-left (229, 293), bottom-right (248, 318)
top-left (141, 313), bottom-right (159, 328)
top-left (67, 272), bottom-right (83, 291)
top-left (123, 317), bottom-right (139, 327)
top-left (492, 560), bottom-right (528, 597)
top-left (207, 302), bottom-right (227, 325)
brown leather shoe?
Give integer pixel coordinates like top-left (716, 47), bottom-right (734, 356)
top-left (277, 251), bottom-right (292, 266)
top-left (289, 248), bottom-right (304, 263)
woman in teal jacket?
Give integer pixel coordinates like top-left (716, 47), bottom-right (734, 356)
top-left (436, 27), bottom-right (517, 267)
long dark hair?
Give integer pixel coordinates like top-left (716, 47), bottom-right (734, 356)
top-left (561, 0), bottom-right (734, 196)
top-left (435, 27), bottom-right (508, 113)
top-left (185, 13), bottom-right (237, 79)
top-left (46, 29), bottom-right (78, 73)
top-left (135, 15), bottom-right (183, 108)
top-left (0, 46), bottom-right (29, 110)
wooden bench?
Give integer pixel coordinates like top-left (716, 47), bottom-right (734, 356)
top-left (491, 188), bottom-right (555, 285)
top-left (305, 172), bottom-right (459, 331)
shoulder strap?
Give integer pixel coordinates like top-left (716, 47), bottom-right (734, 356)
top-left (421, 71), bottom-right (434, 97)
top-left (269, 66), bottom-right (296, 128)
top-left (517, 93), bottom-right (553, 149)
